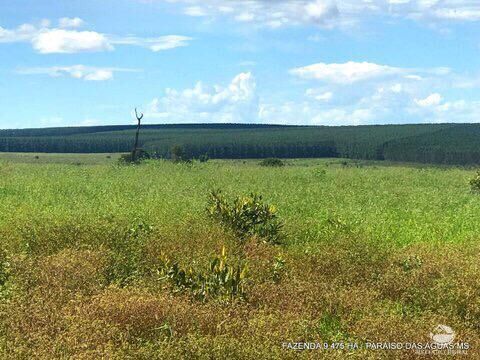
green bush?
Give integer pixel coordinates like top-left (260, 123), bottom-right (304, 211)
top-left (157, 247), bottom-right (247, 302)
top-left (207, 190), bottom-right (283, 244)
top-left (119, 149), bottom-right (150, 164)
top-left (470, 170), bottom-right (480, 192)
top-left (259, 158), bottom-right (284, 167)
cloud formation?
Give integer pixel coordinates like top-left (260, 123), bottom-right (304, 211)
top-left (111, 35), bottom-right (192, 52)
top-left (147, 72), bottom-right (259, 123)
top-left (58, 17), bottom-right (85, 29)
top-left (166, 0), bottom-right (480, 28)
top-left (17, 65), bottom-right (139, 81)
top-left (0, 18), bottom-right (192, 54)
top-left (291, 61), bottom-right (404, 84)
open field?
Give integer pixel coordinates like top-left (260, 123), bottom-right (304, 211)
top-left (0, 152), bottom-right (121, 164)
top-left (0, 157), bottom-right (479, 359)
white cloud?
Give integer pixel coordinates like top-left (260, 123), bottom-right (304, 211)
top-left (166, 0), bottom-right (341, 28)
top-left (291, 61), bottom-right (404, 84)
top-left (17, 65), bottom-right (139, 81)
top-left (164, 0), bottom-right (480, 28)
top-left (0, 23), bottom-right (38, 43)
top-left (184, 6), bottom-right (208, 16)
top-left (142, 64), bottom-right (480, 126)
top-left (306, 89), bottom-right (333, 101)
top-left (112, 35), bottom-right (192, 51)
top-left (0, 19), bottom-right (191, 53)
top-left (414, 93), bottom-right (443, 107)
top-left (147, 72), bottom-right (259, 123)
top-left (58, 17), bottom-right (85, 28)
top-left (32, 29), bottom-right (112, 54)
top-left (257, 62), bottom-right (480, 125)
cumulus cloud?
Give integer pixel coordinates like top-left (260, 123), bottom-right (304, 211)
top-left (168, 0), bottom-right (341, 28)
top-left (164, 0), bottom-right (480, 28)
top-left (147, 72), bottom-right (259, 123)
top-left (58, 17), bottom-right (85, 28)
top-left (255, 60), bottom-right (480, 125)
top-left (17, 65), bottom-right (139, 81)
top-left (305, 89), bottom-right (333, 101)
top-left (414, 93), bottom-right (443, 107)
top-left (142, 64), bottom-right (480, 126)
top-left (291, 61), bottom-right (404, 84)
top-left (0, 18), bottom-right (191, 53)
top-left (32, 29), bottom-right (112, 54)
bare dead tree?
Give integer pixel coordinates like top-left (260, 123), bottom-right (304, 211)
top-left (132, 108), bottom-right (144, 161)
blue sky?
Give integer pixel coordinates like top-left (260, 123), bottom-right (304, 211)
top-left (1, 0), bottom-right (480, 128)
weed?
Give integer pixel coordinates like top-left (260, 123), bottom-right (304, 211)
top-left (469, 170), bottom-right (480, 192)
top-left (157, 247), bottom-right (248, 302)
top-left (207, 190), bottom-right (284, 244)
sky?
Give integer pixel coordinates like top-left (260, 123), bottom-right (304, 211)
top-left (1, 0), bottom-right (480, 129)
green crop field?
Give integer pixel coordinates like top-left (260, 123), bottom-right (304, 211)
top-left (0, 156), bottom-right (479, 359)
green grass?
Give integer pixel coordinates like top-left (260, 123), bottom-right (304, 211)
top-left (0, 152), bottom-right (120, 164)
top-left (0, 157), bottom-right (479, 359)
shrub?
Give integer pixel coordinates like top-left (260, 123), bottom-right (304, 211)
top-left (470, 170), bottom-right (480, 192)
top-left (157, 247), bottom-right (248, 302)
top-left (271, 255), bottom-right (286, 283)
top-left (259, 158), bottom-right (284, 167)
top-left (207, 190), bottom-right (283, 244)
top-left (118, 149), bottom-right (150, 164)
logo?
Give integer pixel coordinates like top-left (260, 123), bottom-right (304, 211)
top-left (429, 325), bottom-right (455, 346)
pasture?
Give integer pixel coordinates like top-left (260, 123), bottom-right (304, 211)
top-left (0, 155), bottom-right (478, 359)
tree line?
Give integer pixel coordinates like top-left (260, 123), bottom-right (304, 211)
top-left (1, 123), bottom-right (479, 165)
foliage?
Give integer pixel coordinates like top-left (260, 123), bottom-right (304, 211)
top-left (470, 170), bottom-right (480, 192)
top-left (259, 158), bottom-right (285, 167)
top-left (5, 122), bottom-right (480, 165)
top-left (207, 190), bottom-right (284, 244)
top-left (271, 255), bottom-right (286, 283)
top-left (157, 247), bottom-right (248, 302)
top-left (119, 149), bottom-right (150, 164)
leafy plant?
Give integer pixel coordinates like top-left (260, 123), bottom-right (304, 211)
top-left (157, 247), bottom-right (248, 302)
top-left (271, 255), bottom-right (286, 283)
top-left (119, 149), bottom-right (150, 164)
top-left (207, 190), bottom-right (284, 244)
top-left (259, 158), bottom-right (284, 167)
top-left (469, 170), bottom-right (480, 192)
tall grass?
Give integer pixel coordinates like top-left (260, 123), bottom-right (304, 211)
top-left (0, 157), bottom-right (478, 358)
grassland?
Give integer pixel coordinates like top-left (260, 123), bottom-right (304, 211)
top-left (0, 155), bottom-right (479, 359)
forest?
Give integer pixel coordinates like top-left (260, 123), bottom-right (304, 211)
top-left (1, 123), bottom-right (479, 165)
